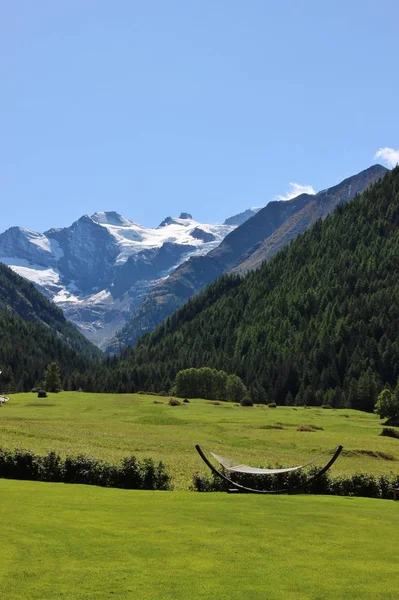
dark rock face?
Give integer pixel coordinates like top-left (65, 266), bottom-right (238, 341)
top-left (179, 213), bottom-right (193, 220)
top-left (111, 165), bottom-right (388, 350)
top-left (190, 228), bottom-right (216, 242)
top-left (111, 242), bottom-right (196, 296)
top-left (224, 207), bottom-right (261, 226)
top-left (46, 216), bottom-right (120, 292)
top-left (158, 216), bottom-right (174, 227)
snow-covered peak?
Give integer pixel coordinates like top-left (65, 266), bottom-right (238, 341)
top-left (158, 213), bottom-right (193, 227)
top-left (90, 213), bottom-right (235, 265)
top-left (158, 215), bottom-right (194, 228)
top-left (20, 228), bottom-right (63, 258)
top-left (91, 211), bottom-right (134, 227)
top-left (0, 226), bottom-right (63, 266)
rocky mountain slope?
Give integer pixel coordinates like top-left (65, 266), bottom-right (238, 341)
top-left (111, 164), bottom-right (387, 350)
top-left (0, 212), bottom-right (240, 348)
top-left (223, 207), bottom-right (261, 226)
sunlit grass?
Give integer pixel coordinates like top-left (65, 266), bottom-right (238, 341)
top-left (1, 479), bottom-right (398, 600)
top-left (1, 392), bottom-right (398, 489)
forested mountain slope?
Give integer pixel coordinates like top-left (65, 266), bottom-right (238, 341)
top-left (0, 263), bottom-right (101, 391)
top-left (114, 167), bottom-right (399, 411)
top-left (111, 164), bottom-right (387, 351)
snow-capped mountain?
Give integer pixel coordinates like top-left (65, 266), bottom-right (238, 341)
top-left (0, 211), bottom-right (237, 348)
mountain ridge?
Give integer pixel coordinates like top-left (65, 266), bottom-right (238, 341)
top-left (111, 164), bottom-right (387, 351)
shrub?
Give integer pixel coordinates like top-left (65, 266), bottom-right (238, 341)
top-left (380, 427), bottom-right (399, 440)
top-left (0, 448), bottom-right (40, 480)
top-left (240, 395), bottom-right (253, 406)
top-left (183, 398), bottom-right (190, 403)
top-left (37, 390), bottom-right (47, 398)
top-left (157, 391), bottom-right (168, 396)
top-left (39, 451), bottom-right (63, 482)
top-left (321, 403), bottom-right (332, 409)
top-left (190, 472), bottom-right (227, 492)
top-left (168, 398), bottom-right (181, 406)
top-left (268, 402), bottom-right (277, 408)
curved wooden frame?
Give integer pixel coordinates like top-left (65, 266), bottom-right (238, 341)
top-left (195, 444), bottom-right (343, 494)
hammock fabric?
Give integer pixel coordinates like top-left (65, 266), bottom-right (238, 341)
top-left (210, 452), bottom-right (323, 475)
top-left (195, 444), bottom-right (343, 495)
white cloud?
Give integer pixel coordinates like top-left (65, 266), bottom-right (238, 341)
top-left (276, 182), bottom-right (316, 201)
top-left (374, 147), bottom-right (399, 168)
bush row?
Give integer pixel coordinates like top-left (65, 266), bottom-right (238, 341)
top-left (0, 448), bottom-right (172, 490)
top-left (191, 466), bottom-right (399, 499)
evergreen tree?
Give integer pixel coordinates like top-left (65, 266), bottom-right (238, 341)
top-left (44, 363), bottom-right (62, 393)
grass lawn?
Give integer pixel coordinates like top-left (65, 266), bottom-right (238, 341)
top-left (1, 392), bottom-right (398, 489)
top-left (1, 479), bottom-right (398, 600)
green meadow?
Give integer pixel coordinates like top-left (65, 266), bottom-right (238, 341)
top-left (1, 392), bottom-right (398, 489)
top-left (1, 479), bottom-right (398, 600)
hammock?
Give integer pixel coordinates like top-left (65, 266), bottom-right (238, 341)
top-left (210, 452), bottom-right (323, 475)
top-left (195, 444), bottom-right (343, 494)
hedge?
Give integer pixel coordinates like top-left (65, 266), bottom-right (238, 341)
top-left (191, 466), bottom-right (399, 499)
top-left (0, 448), bottom-right (172, 490)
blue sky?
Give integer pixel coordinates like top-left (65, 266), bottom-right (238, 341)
top-left (1, 0), bottom-right (398, 232)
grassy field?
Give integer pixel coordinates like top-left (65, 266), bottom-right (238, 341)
top-left (1, 392), bottom-right (398, 489)
top-left (1, 479), bottom-right (399, 600)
